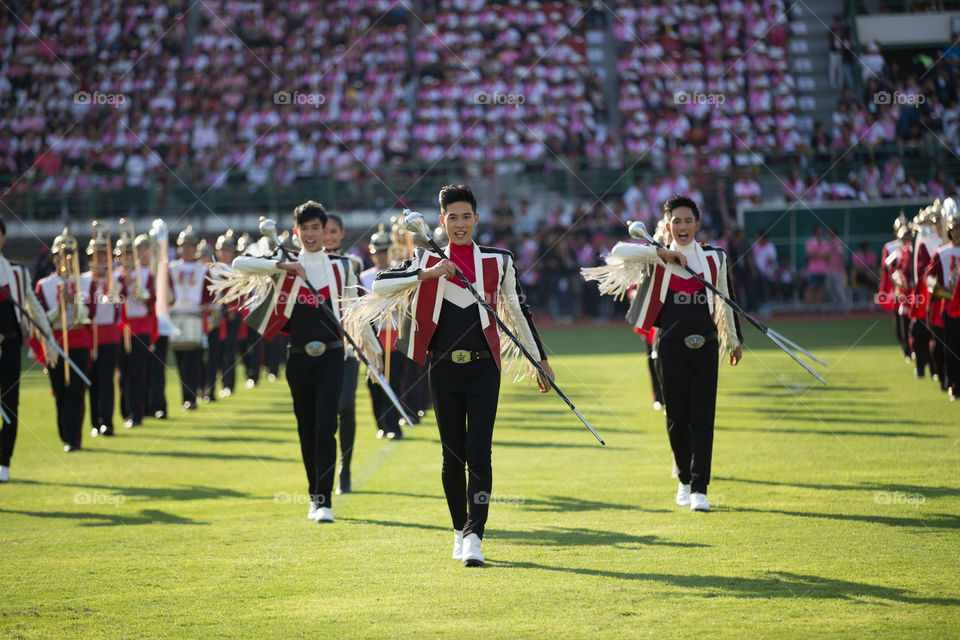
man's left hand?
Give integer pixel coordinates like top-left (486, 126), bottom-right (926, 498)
top-left (730, 346), bottom-right (742, 366)
top-left (536, 360), bottom-right (554, 393)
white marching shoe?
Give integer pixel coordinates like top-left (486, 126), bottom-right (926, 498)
top-left (690, 492), bottom-right (710, 512)
top-left (0, 465), bottom-right (9, 483)
top-left (462, 533), bottom-right (484, 567)
top-left (315, 506), bottom-right (334, 523)
top-left (452, 530), bottom-right (464, 560)
top-left (307, 501), bottom-right (321, 520)
top-left (675, 483), bottom-right (691, 507)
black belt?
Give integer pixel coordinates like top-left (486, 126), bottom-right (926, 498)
top-left (288, 340), bottom-right (343, 357)
top-left (0, 332), bottom-right (20, 345)
top-left (659, 331), bottom-right (717, 350)
top-left (433, 349), bottom-right (492, 364)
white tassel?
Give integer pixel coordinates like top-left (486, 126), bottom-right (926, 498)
top-left (581, 257), bottom-right (649, 301)
top-left (207, 263), bottom-right (278, 312)
top-left (341, 287), bottom-right (417, 346)
top-left (496, 297), bottom-right (536, 383)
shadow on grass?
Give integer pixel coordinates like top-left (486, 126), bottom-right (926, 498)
top-left (164, 434), bottom-right (293, 445)
top-left (338, 517), bottom-right (704, 548)
top-left (15, 480), bottom-right (253, 501)
top-left (353, 491), bottom-right (665, 514)
top-left (717, 476), bottom-right (960, 498)
top-left (728, 506), bottom-right (960, 530)
top-left (483, 563), bottom-right (960, 605)
top-left (0, 508), bottom-right (206, 527)
top-left (91, 449), bottom-right (297, 463)
top-left (716, 425), bottom-right (944, 439)
top-left (735, 408), bottom-right (938, 427)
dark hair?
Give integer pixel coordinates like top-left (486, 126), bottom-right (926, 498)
top-left (0, 216), bottom-right (5, 236)
top-left (662, 194), bottom-right (700, 221)
top-left (439, 184), bottom-right (477, 214)
top-left (326, 213), bottom-right (344, 230)
top-left (293, 200), bottom-right (328, 227)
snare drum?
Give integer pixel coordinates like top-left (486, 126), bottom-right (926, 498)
top-left (169, 309), bottom-right (204, 349)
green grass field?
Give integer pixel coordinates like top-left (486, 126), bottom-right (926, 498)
top-left (2, 317), bottom-right (958, 639)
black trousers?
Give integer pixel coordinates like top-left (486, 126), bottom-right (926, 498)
top-left (368, 354), bottom-right (405, 435)
top-left (241, 329), bottom-right (263, 385)
top-left (646, 339), bottom-right (663, 405)
top-left (428, 356), bottom-right (500, 539)
top-left (944, 313), bottom-right (960, 396)
top-left (89, 342), bottom-right (119, 431)
top-left (286, 349), bottom-right (344, 507)
top-left (930, 323), bottom-right (948, 391)
top-left (174, 347), bottom-right (202, 406)
top-left (0, 336), bottom-right (22, 466)
top-left (204, 328), bottom-right (221, 399)
top-left (49, 348), bottom-right (90, 448)
top-left (147, 336), bottom-right (169, 416)
top-left (895, 313), bottom-right (910, 357)
top-left (658, 338), bottom-right (719, 495)
top-left (266, 334), bottom-right (287, 376)
top-left (122, 334), bottom-right (151, 423)
top-left (220, 315), bottom-right (241, 391)
top-left (910, 319), bottom-right (932, 376)
top-left (401, 354), bottom-right (429, 416)
top-left (338, 356), bottom-right (359, 474)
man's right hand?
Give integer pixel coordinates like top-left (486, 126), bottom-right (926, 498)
top-left (278, 261), bottom-right (307, 281)
top-left (419, 259), bottom-right (461, 281)
top-left (656, 248), bottom-right (687, 269)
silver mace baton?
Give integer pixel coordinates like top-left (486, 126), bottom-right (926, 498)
top-left (1, 292), bottom-right (92, 386)
top-left (628, 221), bottom-right (827, 385)
top-left (259, 218), bottom-right (417, 427)
top-left (403, 210), bottom-right (606, 445)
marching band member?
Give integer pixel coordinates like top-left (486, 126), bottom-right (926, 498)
top-left (584, 195), bottom-right (742, 512)
top-left (209, 201), bottom-right (381, 524)
top-left (878, 215), bottom-right (909, 360)
top-left (0, 217), bottom-right (57, 481)
top-left (197, 240), bottom-right (220, 403)
top-left (36, 229), bottom-right (95, 452)
top-left (351, 185), bottom-right (553, 567)
top-left (85, 228), bottom-right (122, 437)
top-left (117, 233), bottom-right (156, 428)
top-left (924, 200), bottom-right (960, 399)
top-left (169, 226), bottom-right (213, 410)
top-left (909, 206), bottom-right (943, 381)
top-left (214, 231), bottom-right (241, 398)
top-left (236, 233), bottom-right (264, 390)
top-left (323, 214), bottom-right (364, 494)
top-left (361, 227), bottom-right (403, 440)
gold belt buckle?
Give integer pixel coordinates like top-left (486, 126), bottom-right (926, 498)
top-left (451, 349), bottom-right (472, 363)
top-left (683, 334), bottom-right (706, 350)
top-left (304, 341), bottom-right (327, 357)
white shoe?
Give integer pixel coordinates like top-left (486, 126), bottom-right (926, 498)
top-left (245, 378), bottom-right (255, 389)
top-left (91, 427), bottom-right (100, 438)
top-left (315, 506), bottom-right (334, 523)
top-left (307, 501), bottom-right (320, 520)
top-left (462, 533), bottom-right (484, 567)
top-left (676, 483), bottom-right (691, 507)
top-left (690, 492), bottom-right (710, 512)
top-left (0, 465), bottom-right (9, 483)
top-left (653, 401), bottom-right (662, 411)
top-left (452, 530), bottom-right (464, 560)
top-left (267, 373), bottom-right (277, 383)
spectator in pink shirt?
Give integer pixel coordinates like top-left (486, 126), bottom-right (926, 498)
top-left (825, 226), bottom-right (849, 313)
top-left (805, 225), bottom-right (831, 312)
